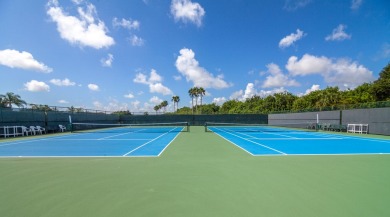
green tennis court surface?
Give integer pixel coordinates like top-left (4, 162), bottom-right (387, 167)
top-left (1, 126), bottom-right (389, 217)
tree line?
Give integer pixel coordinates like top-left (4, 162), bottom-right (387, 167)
top-left (173, 62), bottom-right (390, 114)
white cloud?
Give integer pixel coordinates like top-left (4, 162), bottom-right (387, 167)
top-left (286, 54), bottom-right (331, 76)
top-left (286, 54), bottom-right (374, 88)
top-left (133, 69), bottom-right (173, 95)
top-left (149, 69), bottom-right (163, 83)
top-left (170, 0), bottom-right (205, 27)
top-left (124, 93), bottom-right (135, 99)
top-left (129, 35), bottom-right (145, 46)
top-left (230, 83), bottom-right (287, 101)
top-left (46, 0), bottom-right (114, 49)
top-left (112, 17), bottom-right (140, 30)
top-left (101, 53), bottom-right (114, 67)
top-left (173, 75), bottom-right (182, 81)
top-left (351, 0), bottom-right (363, 10)
top-left (212, 97), bottom-right (226, 105)
top-left (149, 96), bottom-right (163, 104)
top-left (305, 84), bottom-right (320, 95)
top-left (262, 63), bottom-right (300, 88)
top-left (50, 78), bottom-right (76, 86)
top-left (149, 83), bottom-right (173, 95)
top-left (24, 80), bottom-right (50, 92)
top-left (58, 99), bottom-right (69, 104)
top-left (325, 24), bottom-right (351, 41)
top-left (0, 49), bottom-right (52, 73)
top-left (93, 100), bottom-right (129, 112)
top-left (279, 29), bottom-right (306, 48)
top-left (284, 0), bottom-right (312, 11)
top-left (175, 48), bottom-right (232, 89)
top-left (88, 83), bottom-right (99, 91)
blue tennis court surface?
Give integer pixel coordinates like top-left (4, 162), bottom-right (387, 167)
top-left (210, 127), bottom-right (390, 156)
top-left (0, 127), bottom-right (183, 157)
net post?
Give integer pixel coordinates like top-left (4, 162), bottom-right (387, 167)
top-left (187, 122), bottom-right (190, 132)
top-left (204, 122), bottom-right (207, 132)
top-left (68, 115), bottom-right (73, 133)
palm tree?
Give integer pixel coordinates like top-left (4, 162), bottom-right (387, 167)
top-left (171, 96), bottom-right (180, 112)
top-left (161, 100), bottom-right (168, 113)
top-left (154, 105), bottom-right (160, 114)
top-left (197, 87), bottom-right (206, 114)
top-left (188, 88), bottom-right (197, 114)
top-left (0, 94), bottom-right (5, 107)
top-left (1, 92), bottom-right (27, 108)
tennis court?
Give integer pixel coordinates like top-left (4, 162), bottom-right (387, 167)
top-left (0, 123), bottom-right (188, 157)
top-left (1, 125), bottom-right (390, 217)
top-left (206, 123), bottom-right (390, 156)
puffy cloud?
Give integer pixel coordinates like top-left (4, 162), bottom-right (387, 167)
top-left (133, 69), bottom-right (173, 95)
top-left (175, 48), bottom-right (232, 89)
top-left (124, 93), bottom-right (135, 99)
top-left (284, 0), bottom-right (312, 11)
top-left (262, 63), bottom-right (299, 88)
top-left (93, 100), bottom-right (129, 112)
top-left (230, 83), bottom-right (287, 101)
top-left (149, 83), bottom-right (173, 95)
top-left (129, 35), bottom-right (145, 46)
top-left (286, 54), bottom-right (331, 76)
top-left (24, 80), bottom-right (50, 92)
top-left (279, 29), bottom-right (306, 48)
top-left (101, 53), bottom-right (114, 67)
top-left (112, 17), bottom-right (140, 30)
top-left (212, 97), bottom-right (226, 105)
top-left (286, 54), bottom-right (374, 88)
top-left (50, 78), bottom-right (76, 86)
top-left (242, 83), bottom-right (257, 99)
top-left (351, 0), bottom-right (363, 10)
top-left (304, 84), bottom-right (320, 95)
top-left (58, 99), bottom-right (69, 104)
top-left (149, 96), bottom-right (163, 104)
top-left (170, 0), bottom-right (205, 27)
top-left (0, 49), bottom-right (52, 73)
top-left (88, 83), bottom-right (99, 91)
top-left (325, 24), bottom-right (351, 41)
top-left (46, 0), bottom-right (114, 49)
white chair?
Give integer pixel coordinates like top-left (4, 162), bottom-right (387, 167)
top-left (59, 125), bottom-right (67, 132)
top-left (21, 126), bottom-right (32, 136)
top-left (36, 126), bottom-right (46, 134)
top-left (29, 126), bottom-right (38, 135)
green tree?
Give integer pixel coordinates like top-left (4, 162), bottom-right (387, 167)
top-left (160, 100), bottom-right (168, 113)
top-left (188, 87), bottom-right (197, 114)
top-left (1, 92), bottom-right (27, 108)
top-left (153, 105), bottom-right (160, 114)
top-left (197, 87), bottom-right (206, 114)
top-left (372, 62), bottom-right (390, 101)
top-left (171, 95), bottom-right (180, 112)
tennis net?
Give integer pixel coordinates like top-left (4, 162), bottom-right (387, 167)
top-left (71, 122), bottom-right (190, 133)
top-left (204, 122), bottom-right (318, 133)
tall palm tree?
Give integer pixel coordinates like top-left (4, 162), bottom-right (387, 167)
top-left (197, 87), bottom-right (206, 114)
top-left (1, 92), bottom-right (27, 108)
top-left (0, 94), bottom-right (5, 107)
top-left (154, 105), bottom-right (160, 114)
top-left (188, 88), bottom-right (197, 114)
top-left (171, 96), bottom-right (180, 112)
top-left (161, 100), bottom-right (168, 113)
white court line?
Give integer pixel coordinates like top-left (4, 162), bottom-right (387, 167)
top-left (50, 138), bottom-right (150, 141)
top-left (97, 129), bottom-right (147, 140)
top-left (213, 128), bottom-right (287, 155)
top-left (122, 127), bottom-right (179, 156)
top-left (245, 137), bottom-right (343, 140)
top-left (157, 128), bottom-right (183, 157)
top-left (242, 127), bottom-right (299, 139)
top-left (0, 133), bottom-right (92, 147)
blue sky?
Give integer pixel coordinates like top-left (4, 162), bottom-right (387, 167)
top-left (0, 0), bottom-right (389, 112)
